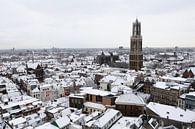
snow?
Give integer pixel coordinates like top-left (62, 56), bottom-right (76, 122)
top-left (84, 102), bottom-right (106, 110)
top-left (69, 94), bottom-right (85, 99)
top-left (25, 113), bottom-right (41, 126)
top-left (61, 108), bottom-right (72, 117)
top-left (69, 123), bottom-right (82, 129)
top-left (189, 67), bottom-right (195, 74)
top-left (81, 88), bottom-right (115, 96)
top-left (2, 112), bottom-right (10, 118)
top-left (27, 63), bottom-right (39, 69)
top-left (115, 93), bottom-right (145, 106)
top-left (32, 101), bottom-right (42, 106)
top-left (54, 115), bottom-right (70, 128)
top-left (26, 126), bottom-right (34, 129)
top-left (147, 102), bottom-right (195, 123)
top-left (84, 111), bottom-right (100, 122)
top-left (154, 81), bottom-right (188, 90)
top-left (9, 117), bottom-right (26, 126)
top-left (158, 125), bottom-right (178, 129)
top-left (47, 107), bottom-right (64, 114)
top-left (35, 122), bottom-right (59, 129)
top-left (148, 118), bottom-right (159, 129)
top-left (92, 109), bottom-right (121, 128)
top-left (188, 92), bottom-right (195, 96)
top-left (160, 76), bottom-right (187, 82)
top-left (111, 85), bottom-right (132, 94)
top-left (16, 65), bottom-right (26, 73)
top-left (0, 96), bottom-right (38, 110)
top-left (180, 92), bottom-right (195, 99)
top-left (31, 87), bottom-right (40, 93)
top-left (69, 112), bottom-right (86, 123)
top-left (110, 117), bottom-right (141, 129)
top-left (41, 84), bottom-right (52, 88)
top-left (100, 75), bottom-right (117, 83)
top-left (154, 82), bottom-right (168, 89)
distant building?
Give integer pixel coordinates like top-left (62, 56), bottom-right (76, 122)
top-left (183, 68), bottom-right (195, 78)
top-left (129, 19), bottom-right (143, 71)
top-left (96, 51), bottom-right (119, 65)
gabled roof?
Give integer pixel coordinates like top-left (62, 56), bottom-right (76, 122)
top-left (51, 116), bottom-right (70, 128)
top-left (35, 122), bottom-right (59, 129)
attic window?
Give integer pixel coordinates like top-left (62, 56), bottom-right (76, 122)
top-left (151, 120), bottom-right (158, 128)
top-left (180, 114), bottom-right (183, 117)
top-left (166, 112), bottom-right (169, 114)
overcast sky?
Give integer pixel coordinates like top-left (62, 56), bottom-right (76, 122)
top-left (0, 0), bottom-right (195, 49)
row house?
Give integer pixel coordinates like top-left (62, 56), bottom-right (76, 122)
top-left (0, 96), bottom-right (41, 119)
top-left (40, 84), bottom-right (55, 102)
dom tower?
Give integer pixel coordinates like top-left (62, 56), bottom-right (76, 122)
top-left (129, 19), bottom-right (143, 70)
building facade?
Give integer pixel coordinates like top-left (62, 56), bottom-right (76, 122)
top-left (115, 93), bottom-right (145, 117)
top-left (129, 19), bottom-right (143, 71)
top-left (150, 82), bottom-right (188, 106)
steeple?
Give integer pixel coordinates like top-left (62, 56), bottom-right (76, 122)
top-left (129, 19), bottom-right (143, 71)
top-left (132, 18), bottom-right (141, 36)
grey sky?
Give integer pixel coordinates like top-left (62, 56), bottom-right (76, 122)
top-left (0, 0), bottom-right (195, 49)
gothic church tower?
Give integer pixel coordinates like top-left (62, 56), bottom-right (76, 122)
top-left (129, 19), bottom-right (143, 70)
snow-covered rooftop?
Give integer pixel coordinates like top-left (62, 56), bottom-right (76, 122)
top-left (147, 102), bottom-right (195, 123)
top-left (110, 117), bottom-right (142, 129)
top-left (52, 115), bottom-right (70, 128)
top-left (35, 122), bottom-right (59, 129)
top-left (92, 109), bottom-right (121, 128)
top-left (160, 76), bottom-right (187, 82)
top-left (154, 81), bottom-right (188, 90)
top-left (9, 117), bottom-right (26, 126)
top-left (115, 93), bottom-right (145, 106)
top-left (81, 88), bottom-right (115, 96)
top-left (84, 102), bottom-right (106, 110)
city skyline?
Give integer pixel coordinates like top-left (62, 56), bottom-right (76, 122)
top-left (0, 0), bottom-right (195, 49)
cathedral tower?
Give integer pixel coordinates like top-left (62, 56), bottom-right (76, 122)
top-left (129, 19), bottom-right (143, 70)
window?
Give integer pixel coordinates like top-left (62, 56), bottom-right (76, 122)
top-left (96, 96), bottom-right (102, 102)
top-left (90, 95), bottom-right (92, 101)
top-left (86, 94), bottom-right (89, 101)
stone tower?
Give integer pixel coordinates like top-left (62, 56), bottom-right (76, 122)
top-left (129, 19), bottom-right (143, 70)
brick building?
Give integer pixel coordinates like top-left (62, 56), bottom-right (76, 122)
top-left (115, 93), bottom-right (145, 117)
